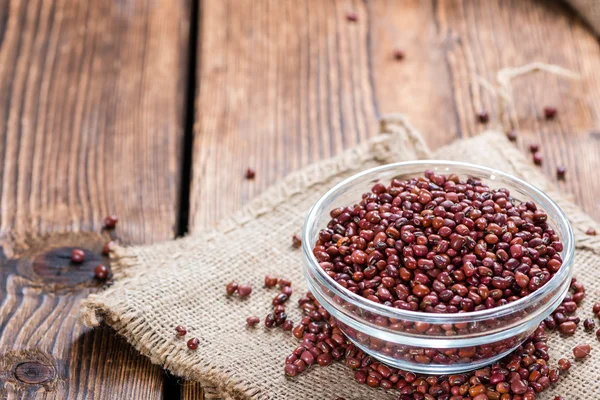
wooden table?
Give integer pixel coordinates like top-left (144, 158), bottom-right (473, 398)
top-left (0, 0), bottom-right (598, 398)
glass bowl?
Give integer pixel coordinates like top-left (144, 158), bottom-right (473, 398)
top-left (301, 161), bottom-right (574, 374)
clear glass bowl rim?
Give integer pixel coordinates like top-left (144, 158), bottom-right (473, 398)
top-left (302, 160), bottom-right (575, 324)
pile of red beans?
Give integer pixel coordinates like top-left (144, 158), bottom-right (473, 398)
top-left (312, 171), bottom-right (565, 314)
top-left (279, 171), bottom-right (596, 398)
top-left (283, 283), bottom-right (592, 399)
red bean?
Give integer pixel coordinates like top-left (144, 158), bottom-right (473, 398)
top-left (245, 168), bottom-right (255, 179)
top-left (346, 11), bottom-right (357, 22)
top-left (186, 338), bottom-right (199, 350)
top-left (573, 344), bottom-right (591, 359)
top-left (393, 49), bottom-right (405, 61)
top-left (71, 249), bottom-right (85, 263)
top-left (281, 285), bottom-right (293, 296)
top-left (225, 281), bottom-right (238, 295)
top-left (264, 313), bottom-right (276, 328)
top-left (278, 277), bottom-right (292, 287)
top-left (273, 293), bottom-right (289, 305)
top-left (94, 264), bottom-right (109, 280)
top-left (543, 106), bottom-right (557, 119)
top-left (317, 352), bottom-right (333, 366)
top-left (282, 320), bottom-right (294, 331)
top-left (284, 363), bottom-right (298, 377)
top-left (264, 275), bottom-right (278, 288)
top-left (103, 215), bottom-right (118, 229)
top-left (246, 316), bottom-right (260, 327)
top-left (238, 283), bottom-right (253, 297)
top-left (103, 241), bottom-right (115, 255)
top-left (292, 234), bottom-right (302, 248)
top-left (558, 321), bottom-right (577, 335)
top-left (175, 325), bottom-right (187, 336)
top-left (557, 358), bottom-right (571, 371)
top-left (584, 318), bottom-right (595, 332)
top-left (510, 379), bottom-right (528, 394)
top-left (477, 111), bottom-right (489, 124)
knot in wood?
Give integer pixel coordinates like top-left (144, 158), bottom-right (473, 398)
top-left (14, 361), bottom-right (55, 385)
top-left (31, 246), bottom-right (105, 287)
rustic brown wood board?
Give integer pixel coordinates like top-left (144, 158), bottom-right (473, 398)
top-left (0, 0), bottom-right (189, 398)
top-left (1, 0), bottom-right (599, 399)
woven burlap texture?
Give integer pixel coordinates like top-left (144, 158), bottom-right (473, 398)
top-left (567, 0), bottom-right (600, 35)
top-left (81, 115), bottom-right (600, 400)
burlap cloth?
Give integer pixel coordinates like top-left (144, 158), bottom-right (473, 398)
top-left (81, 115), bottom-right (600, 400)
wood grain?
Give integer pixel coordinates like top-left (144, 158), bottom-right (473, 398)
top-left (189, 0), bottom-right (600, 398)
top-left (190, 0), bottom-right (380, 231)
top-left (191, 0), bottom-right (600, 232)
top-left (428, 0), bottom-right (600, 221)
top-left (0, 0), bottom-right (189, 398)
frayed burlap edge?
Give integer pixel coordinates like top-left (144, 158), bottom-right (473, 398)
top-left (79, 114), bottom-right (431, 398)
top-left (80, 115), bottom-right (600, 399)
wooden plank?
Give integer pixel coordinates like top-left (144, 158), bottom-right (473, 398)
top-left (192, 0), bottom-right (600, 230)
top-left (190, 0), bottom-right (381, 231)
top-left (0, 0), bottom-right (189, 398)
top-left (430, 0), bottom-right (600, 221)
top-left (188, 0), bottom-right (600, 397)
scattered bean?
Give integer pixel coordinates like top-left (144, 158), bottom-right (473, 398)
top-left (103, 215), bottom-right (118, 229)
top-left (281, 285), bottom-right (293, 296)
top-left (238, 283), bottom-right (253, 297)
top-left (292, 234), bottom-right (302, 248)
top-left (529, 143), bottom-right (539, 153)
top-left (477, 111), bottom-right (489, 123)
top-left (584, 318), bottom-right (596, 332)
top-left (245, 168), bottom-right (256, 179)
top-left (282, 320), bottom-right (294, 331)
top-left (557, 358), bottom-right (571, 372)
top-left (393, 49), bottom-right (405, 61)
top-left (71, 249), bottom-right (85, 263)
top-left (225, 281), bottom-right (239, 295)
top-left (175, 325), bottom-right (187, 336)
top-left (558, 321), bottom-right (577, 335)
top-left (278, 277), bottom-right (292, 287)
top-left (103, 241), bottom-right (115, 255)
top-left (246, 316), bottom-right (260, 327)
top-left (573, 343), bottom-right (591, 359)
top-left (94, 264), bottom-right (109, 280)
top-left (187, 337), bottom-right (199, 350)
top-left (544, 106), bottom-right (557, 119)
top-left (265, 275), bottom-right (278, 288)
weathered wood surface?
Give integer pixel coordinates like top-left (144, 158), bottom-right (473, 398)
top-left (187, 0), bottom-right (600, 398)
top-left (0, 0), bottom-right (189, 398)
top-left (190, 0), bottom-right (600, 235)
top-left (1, 0), bottom-right (600, 399)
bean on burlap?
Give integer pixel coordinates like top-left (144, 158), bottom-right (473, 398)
top-left (81, 114), bottom-right (600, 400)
